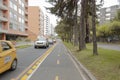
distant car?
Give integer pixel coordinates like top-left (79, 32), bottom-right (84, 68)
top-left (0, 40), bottom-right (17, 74)
top-left (34, 38), bottom-right (49, 48)
top-left (53, 39), bottom-right (56, 43)
top-left (48, 39), bottom-right (54, 44)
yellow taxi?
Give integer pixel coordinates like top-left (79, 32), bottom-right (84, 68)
top-left (0, 40), bottom-right (17, 74)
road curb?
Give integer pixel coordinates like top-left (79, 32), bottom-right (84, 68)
top-left (64, 45), bottom-right (97, 80)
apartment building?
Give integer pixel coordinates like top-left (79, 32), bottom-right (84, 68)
top-left (0, 0), bottom-right (28, 40)
top-left (44, 14), bottom-right (50, 36)
top-left (28, 6), bottom-right (44, 41)
top-left (50, 24), bottom-right (55, 36)
top-left (97, 5), bottom-right (119, 25)
top-left (40, 8), bottom-right (44, 36)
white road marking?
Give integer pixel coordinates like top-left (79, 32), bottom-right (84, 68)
top-left (57, 60), bottom-right (60, 64)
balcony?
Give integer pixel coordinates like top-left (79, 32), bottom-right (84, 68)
top-left (25, 10), bottom-right (28, 15)
top-left (24, 2), bottom-right (28, 7)
top-left (0, 1), bottom-right (8, 10)
top-left (25, 26), bottom-right (28, 30)
top-left (25, 18), bottom-right (28, 22)
top-left (0, 27), bottom-right (7, 33)
top-left (24, 16), bottom-right (28, 22)
top-left (0, 14), bottom-right (8, 22)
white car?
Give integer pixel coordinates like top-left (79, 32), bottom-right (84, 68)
top-left (34, 38), bottom-right (49, 48)
top-left (48, 39), bottom-right (54, 44)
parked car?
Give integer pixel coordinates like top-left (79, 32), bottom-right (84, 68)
top-left (0, 40), bottom-right (17, 74)
top-left (34, 38), bottom-right (49, 48)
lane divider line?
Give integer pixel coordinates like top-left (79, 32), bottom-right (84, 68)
top-left (55, 76), bottom-right (59, 80)
top-left (57, 60), bottom-right (60, 65)
top-left (14, 44), bottom-right (57, 80)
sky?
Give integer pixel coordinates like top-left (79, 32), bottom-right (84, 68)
top-left (29, 0), bottom-right (119, 26)
top-left (98, 0), bottom-right (119, 7)
top-left (29, 0), bottom-right (57, 27)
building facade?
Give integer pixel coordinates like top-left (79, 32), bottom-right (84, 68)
top-left (40, 8), bottom-right (44, 36)
top-left (97, 5), bottom-right (119, 25)
top-left (44, 14), bottom-right (50, 37)
top-left (0, 0), bottom-right (28, 40)
top-left (28, 6), bottom-right (44, 41)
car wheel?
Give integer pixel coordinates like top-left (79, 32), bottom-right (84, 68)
top-left (10, 59), bottom-right (17, 71)
top-left (34, 46), bottom-right (37, 49)
top-left (44, 46), bottom-right (47, 48)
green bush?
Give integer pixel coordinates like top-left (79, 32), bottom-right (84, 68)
top-left (109, 21), bottom-right (120, 36)
top-left (97, 21), bottom-right (120, 40)
top-left (97, 24), bottom-right (111, 38)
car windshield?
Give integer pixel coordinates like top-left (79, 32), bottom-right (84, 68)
top-left (48, 39), bottom-right (52, 41)
top-left (37, 38), bottom-right (46, 41)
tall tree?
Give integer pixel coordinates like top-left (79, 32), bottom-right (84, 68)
top-left (79, 0), bottom-right (90, 50)
top-left (47, 0), bottom-right (99, 55)
top-left (73, 0), bottom-right (79, 46)
top-left (91, 0), bottom-right (98, 55)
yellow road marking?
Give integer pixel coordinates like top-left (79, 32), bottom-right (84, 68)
top-left (55, 76), bottom-right (59, 80)
top-left (27, 69), bottom-right (33, 74)
top-left (14, 44), bottom-right (57, 80)
top-left (15, 55), bottom-right (41, 80)
top-left (36, 62), bottom-right (39, 65)
top-left (57, 60), bottom-right (60, 64)
top-left (32, 65), bottom-right (37, 69)
top-left (21, 75), bottom-right (28, 80)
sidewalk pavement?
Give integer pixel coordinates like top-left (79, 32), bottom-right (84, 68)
top-left (63, 43), bottom-right (97, 80)
top-left (98, 43), bottom-right (120, 51)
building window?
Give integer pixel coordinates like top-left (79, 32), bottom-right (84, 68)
top-left (9, 23), bottom-right (13, 29)
top-left (14, 4), bottom-right (17, 11)
top-left (19, 0), bottom-right (22, 5)
top-left (106, 8), bottom-right (111, 12)
top-left (19, 17), bottom-right (21, 22)
top-left (22, 2), bottom-right (24, 8)
top-left (19, 8), bottom-right (21, 14)
top-left (106, 17), bottom-right (110, 20)
top-left (14, 14), bottom-right (17, 20)
top-left (10, 11), bottom-right (14, 18)
top-left (106, 13), bottom-right (110, 17)
top-left (10, 1), bottom-right (13, 8)
top-left (22, 10), bottom-right (24, 16)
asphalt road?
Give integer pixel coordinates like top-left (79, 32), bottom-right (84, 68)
top-left (0, 46), bottom-right (49, 80)
top-left (0, 41), bottom-right (84, 80)
top-left (29, 42), bottom-right (82, 80)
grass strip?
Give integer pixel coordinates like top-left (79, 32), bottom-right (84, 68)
top-left (16, 45), bottom-right (32, 49)
top-left (64, 42), bottom-right (120, 80)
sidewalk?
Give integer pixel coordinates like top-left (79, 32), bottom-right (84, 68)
top-left (98, 43), bottom-right (120, 51)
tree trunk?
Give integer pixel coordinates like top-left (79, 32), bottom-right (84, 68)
top-left (74, 0), bottom-right (78, 46)
top-left (79, 0), bottom-right (86, 50)
top-left (92, 0), bottom-right (98, 55)
top-left (79, 0), bottom-right (84, 50)
top-left (85, 18), bottom-right (90, 43)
